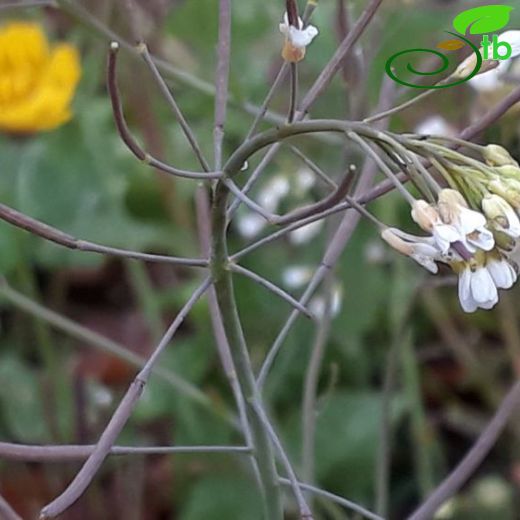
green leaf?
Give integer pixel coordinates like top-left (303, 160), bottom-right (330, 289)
top-left (0, 355), bottom-right (49, 442)
top-left (452, 5), bottom-right (513, 35)
top-left (180, 475), bottom-right (262, 520)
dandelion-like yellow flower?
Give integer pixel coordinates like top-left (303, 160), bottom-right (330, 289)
top-left (0, 22), bottom-right (81, 133)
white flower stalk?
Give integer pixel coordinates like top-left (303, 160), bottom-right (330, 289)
top-left (481, 194), bottom-right (520, 238)
top-left (279, 12), bottom-right (318, 62)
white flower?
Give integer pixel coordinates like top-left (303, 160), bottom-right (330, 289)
top-left (236, 213), bottom-right (265, 239)
top-left (279, 13), bottom-right (318, 49)
top-left (482, 194), bottom-right (520, 238)
top-left (282, 265), bottom-right (313, 289)
top-left (258, 175), bottom-right (290, 212)
top-left (458, 265), bottom-right (498, 313)
top-left (290, 220), bottom-right (323, 244)
top-left (470, 30), bottom-right (520, 92)
top-left (414, 115), bottom-right (456, 137)
top-left (469, 60), bottom-right (510, 92)
top-left (294, 166), bottom-right (316, 195)
top-left (457, 257), bottom-right (517, 313)
top-left (309, 285), bottom-right (343, 319)
top-left (437, 190), bottom-right (494, 253)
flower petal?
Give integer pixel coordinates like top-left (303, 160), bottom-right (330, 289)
top-left (466, 227), bottom-right (495, 251)
top-left (487, 258), bottom-right (517, 289)
top-left (470, 267), bottom-right (498, 306)
top-left (458, 268), bottom-right (477, 313)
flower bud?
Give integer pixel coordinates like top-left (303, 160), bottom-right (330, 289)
top-left (492, 230), bottom-right (517, 252)
top-left (453, 53), bottom-right (498, 79)
top-left (488, 178), bottom-right (520, 209)
top-left (381, 228), bottom-right (413, 256)
top-left (482, 194), bottom-right (520, 239)
top-left (437, 188), bottom-right (468, 223)
top-left (483, 145), bottom-right (519, 167)
top-left (411, 200), bottom-right (440, 231)
top-left (495, 165), bottom-right (520, 180)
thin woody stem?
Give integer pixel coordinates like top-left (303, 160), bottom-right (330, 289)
top-left (0, 278), bottom-right (225, 418)
top-left (230, 263), bottom-right (315, 319)
top-left (288, 63), bottom-right (299, 123)
top-left (252, 400), bottom-right (314, 519)
top-left (107, 43), bottom-right (218, 179)
top-left (0, 201), bottom-right (207, 267)
top-left (408, 379), bottom-right (520, 520)
top-left (347, 132), bottom-right (415, 204)
top-left (0, 442), bottom-right (250, 460)
top-left (40, 278), bottom-right (212, 518)
top-left (138, 43), bottom-right (212, 172)
top-left (214, 0), bottom-right (232, 170)
top-left (364, 89), bottom-right (435, 124)
top-left (211, 181), bottom-right (284, 519)
top-left (298, 0), bottom-right (384, 115)
top-left (273, 165), bottom-right (355, 225)
top-left (287, 145), bottom-right (338, 189)
top-left (0, 495), bottom-right (21, 520)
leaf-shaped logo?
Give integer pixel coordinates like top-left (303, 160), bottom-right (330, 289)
top-left (453, 5), bottom-right (513, 35)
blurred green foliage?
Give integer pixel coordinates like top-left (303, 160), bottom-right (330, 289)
top-left (0, 0), bottom-right (519, 518)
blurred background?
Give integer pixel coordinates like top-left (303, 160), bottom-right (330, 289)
top-left (0, 0), bottom-right (520, 518)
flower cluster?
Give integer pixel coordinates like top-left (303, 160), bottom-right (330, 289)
top-left (381, 142), bottom-right (520, 313)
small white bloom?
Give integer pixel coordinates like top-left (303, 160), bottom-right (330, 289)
top-left (458, 265), bottom-right (498, 313)
top-left (290, 220), bottom-right (323, 244)
top-left (414, 115), bottom-right (456, 137)
top-left (309, 285), bottom-right (342, 319)
top-left (282, 265), bottom-right (313, 289)
top-left (486, 257), bottom-right (517, 289)
top-left (482, 194), bottom-right (520, 238)
top-left (470, 30), bottom-right (520, 92)
top-left (294, 166), bottom-right (316, 195)
top-left (437, 190), bottom-right (494, 253)
top-left (258, 175), bottom-right (290, 212)
top-left (279, 13), bottom-right (318, 49)
top-left (236, 213), bottom-right (265, 239)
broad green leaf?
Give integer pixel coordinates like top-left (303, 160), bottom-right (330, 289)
top-left (180, 475), bottom-right (262, 520)
top-left (452, 5), bottom-right (513, 35)
top-left (0, 355), bottom-right (49, 442)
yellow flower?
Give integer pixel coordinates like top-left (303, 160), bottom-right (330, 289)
top-left (0, 22), bottom-right (81, 133)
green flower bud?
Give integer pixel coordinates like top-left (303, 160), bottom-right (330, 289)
top-left (492, 230), bottom-right (517, 252)
top-left (495, 165), bottom-right (520, 181)
top-left (488, 178), bottom-right (520, 209)
top-left (483, 145), bottom-right (519, 167)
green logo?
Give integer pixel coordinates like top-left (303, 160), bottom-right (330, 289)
top-left (385, 5), bottom-right (514, 89)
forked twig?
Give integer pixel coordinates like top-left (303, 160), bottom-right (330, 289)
top-left (107, 42), bottom-right (219, 179)
top-left (230, 263), bottom-right (315, 320)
